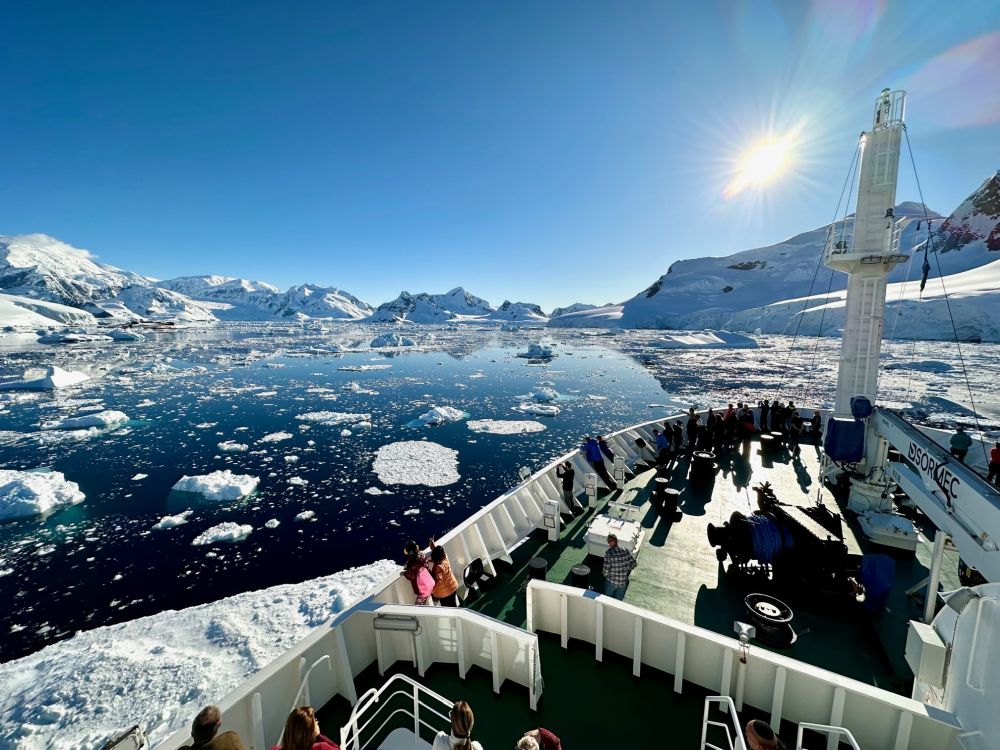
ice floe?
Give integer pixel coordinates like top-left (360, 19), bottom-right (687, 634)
top-left (513, 402), bottom-right (560, 417)
top-left (258, 431), bottom-right (294, 443)
top-left (0, 469), bottom-right (85, 521)
top-left (39, 410), bottom-right (129, 431)
top-left (415, 405), bottom-right (469, 425)
top-left (264, 518), bottom-right (280, 529)
top-left (217, 440), bottom-right (249, 453)
top-left (191, 522), bottom-right (253, 545)
top-left (467, 419), bottom-right (547, 435)
top-left (372, 440), bottom-right (460, 486)
top-left (171, 470), bottom-right (259, 501)
top-left (151, 510), bottom-right (193, 531)
top-left (0, 560), bottom-right (396, 748)
top-left (295, 411), bottom-right (372, 427)
top-left (295, 510), bottom-right (315, 521)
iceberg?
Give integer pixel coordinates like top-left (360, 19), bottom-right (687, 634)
top-left (171, 470), bottom-right (259, 501)
top-left (40, 410), bottom-right (129, 431)
top-left (513, 402), bottom-right (560, 417)
top-left (0, 365), bottom-right (89, 391)
top-left (151, 510), bottom-right (193, 531)
top-left (0, 469), bottom-right (85, 521)
top-left (416, 405), bottom-right (469, 425)
top-left (217, 440), bottom-right (249, 453)
top-left (516, 343), bottom-right (555, 359)
top-left (644, 330), bottom-right (759, 349)
top-left (191, 522), bottom-right (254, 545)
top-left (370, 332), bottom-right (416, 348)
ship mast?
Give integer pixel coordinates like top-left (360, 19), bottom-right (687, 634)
top-left (823, 89), bottom-right (910, 511)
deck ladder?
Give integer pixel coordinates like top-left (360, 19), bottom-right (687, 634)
top-left (340, 673), bottom-right (453, 750)
top-left (701, 696), bottom-right (748, 750)
top-left (795, 723), bottom-right (861, 750)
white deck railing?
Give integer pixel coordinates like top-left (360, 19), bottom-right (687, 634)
top-left (339, 673), bottom-right (452, 750)
top-left (525, 580), bottom-right (962, 750)
top-left (701, 696), bottom-right (749, 750)
top-left (156, 601), bottom-right (541, 750)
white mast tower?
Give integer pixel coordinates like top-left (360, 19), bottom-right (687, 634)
top-left (823, 89), bottom-right (910, 512)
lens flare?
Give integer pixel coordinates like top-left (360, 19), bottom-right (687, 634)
top-left (723, 134), bottom-right (796, 199)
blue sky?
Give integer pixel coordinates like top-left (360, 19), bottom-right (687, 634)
top-left (2, 1), bottom-right (999, 311)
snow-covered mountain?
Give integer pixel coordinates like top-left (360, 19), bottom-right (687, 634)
top-left (0, 234), bottom-right (147, 307)
top-left (488, 300), bottom-right (548, 322)
top-left (270, 284), bottom-right (374, 320)
top-left (550, 302), bottom-right (599, 319)
top-left (932, 170), bottom-right (1000, 266)
top-left (365, 288), bottom-right (506, 323)
top-left (154, 277), bottom-right (373, 321)
top-left (109, 285), bottom-right (217, 323)
top-left (612, 202), bottom-right (936, 329)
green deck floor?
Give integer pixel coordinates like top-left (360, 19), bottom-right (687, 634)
top-left (468, 437), bottom-right (957, 693)
top-left (317, 636), bottom-right (794, 749)
top-left (317, 436), bottom-right (958, 744)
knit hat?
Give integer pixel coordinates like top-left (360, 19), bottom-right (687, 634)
top-left (746, 720), bottom-right (778, 750)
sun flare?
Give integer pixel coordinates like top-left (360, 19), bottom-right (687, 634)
top-left (723, 135), bottom-right (795, 199)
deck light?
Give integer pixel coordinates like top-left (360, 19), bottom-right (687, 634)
top-left (373, 614), bottom-right (420, 632)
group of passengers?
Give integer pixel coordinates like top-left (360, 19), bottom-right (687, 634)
top-left (184, 701), bottom-right (785, 749)
top-left (400, 537), bottom-right (460, 606)
top-left (648, 401), bottom-right (822, 463)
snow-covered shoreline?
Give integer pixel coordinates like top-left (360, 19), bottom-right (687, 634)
top-left (0, 560), bottom-right (397, 750)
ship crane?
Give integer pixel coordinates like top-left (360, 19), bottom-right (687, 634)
top-left (822, 88), bottom-right (1000, 588)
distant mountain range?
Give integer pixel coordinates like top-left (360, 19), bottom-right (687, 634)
top-left (2, 170), bottom-right (998, 339)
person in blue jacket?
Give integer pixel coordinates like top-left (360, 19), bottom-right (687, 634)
top-left (654, 429), bottom-right (672, 464)
top-left (582, 436), bottom-right (617, 491)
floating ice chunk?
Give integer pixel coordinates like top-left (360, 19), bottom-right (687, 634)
top-left (513, 403), bottom-right (560, 417)
top-left (467, 419), bottom-right (547, 435)
top-left (171, 470), bottom-right (259, 501)
top-left (340, 429), bottom-right (352, 437)
top-left (0, 469), bottom-right (85, 520)
top-left (40, 410), bottom-right (129, 431)
top-left (284, 455), bottom-right (300, 463)
top-left (152, 510), bottom-right (193, 531)
top-left (131, 473), bottom-right (149, 481)
top-left (586, 394), bottom-right (607, 401)
top-left (528, 387), bottom-right (559, 402)
top-left (288, 476), bottom-right (308, 486)
top-left (295, 411), bottom-right (372, 427)
top-left (403, 508), bottom-right (420, 516)
top-left (191, 522), bottom-right (253, 545)
top-left (363, 487), bottom-right (394, 495)
top-left (109, 330), bottom-right (145, 341)
top-left (416, 405), bottom-right (469, 425)
top-left (264, 518), bottom-right (280, 529)
top-left (884, 360), bottom-right (954, 373)
top-left (258, 431), bottom-right (293, 443)
top-left (337, 364), bottom-right (391, 372)
top-left (0, 365), bottom-right (90, 391)
top-left (217, 440), bottom-right (249, 453)
top-left (342, 381), bottom-right (378, 395)
top-left (295, 510), bottom-right (315, 521)
top-left (372, 441), bottom-right (460, 487)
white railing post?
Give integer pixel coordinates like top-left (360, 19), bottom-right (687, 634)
top-left (413, 681), bottom-right (420, 737)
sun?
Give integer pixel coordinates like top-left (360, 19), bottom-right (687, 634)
top-left (723, 135), bottom-right (795, 199)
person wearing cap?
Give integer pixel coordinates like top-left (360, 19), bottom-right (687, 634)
top-left (988, 441), bottom-right (1000, 486)
top-left (602, 533), bottom-right (636, 600)
top-left (745, 719), bottom-right (786, 750)
top-left (950, 426), bottom-right (973, 463)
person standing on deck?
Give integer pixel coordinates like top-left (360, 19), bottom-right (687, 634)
top-left (428, 539), bottom-right (459, 607)
top-left (950, 426), bottom-right (973, 463)
top-left (654, 429), bottom-right (671, 464)
top-left (686, 412), bottom-right (700, 451)
top-left (672, 420), bottom-right (684, 453)
top-left (556, 460), bottom-right (583, 512)
top-left (400, 541), bottom-right (434, 605)
top-left (759, 400), bottom-right (770, 432)
top-left (516, 728), bottom-right (562, 750)
top-left (988, 442), bottom-right (1000, 486)
top-left (810, 411), bottom-right (822, 444)
top-left (602, 533), bottom-right (636, 600)
top-left (583, 436), bottom-right (617, 491)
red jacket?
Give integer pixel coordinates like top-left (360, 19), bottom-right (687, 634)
top-left (991, 447), bottom-right (1000, 464)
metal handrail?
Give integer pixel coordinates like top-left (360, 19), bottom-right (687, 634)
top-left (795, 722), bottom-right (861, 750)
top-left (339, 674), bottom-right (454, 750)
top-left (701, 696), bottom-right (748, 750)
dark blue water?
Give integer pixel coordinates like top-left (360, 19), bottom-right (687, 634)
top-left (0, 336), bottom-right (670, 661)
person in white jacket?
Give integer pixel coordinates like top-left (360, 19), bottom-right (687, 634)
top-left (432, 701), bottom-right (483, 750)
